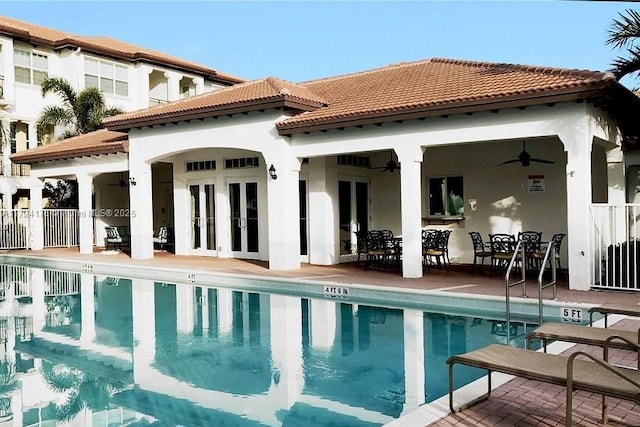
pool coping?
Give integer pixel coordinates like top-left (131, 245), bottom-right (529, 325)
top-left (2, 253), bottom-right (596, 323)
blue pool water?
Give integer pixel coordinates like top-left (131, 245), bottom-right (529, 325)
top-left (2, 264), bottom-right (550, 426)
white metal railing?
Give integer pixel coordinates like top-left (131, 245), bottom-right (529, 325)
top-left (0, 210), bottom-right (29, 249)
top-left (44, 270), bottom-right (80, 296)
top-left (0, 264), bottom-right (30, 298)
top-left (590, 204), bottom-right (640, 291)
top-left (0, 209), bottom-right (79, 249)
top-left (43, 209), bottom-right (79, 247)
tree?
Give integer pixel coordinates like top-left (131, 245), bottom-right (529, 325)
top-left (36, 77), bottom-right (124, 141)
top-left (43, 179), bottom-right (78, 208)
top-left (607, 9), bottom-right (640, 81)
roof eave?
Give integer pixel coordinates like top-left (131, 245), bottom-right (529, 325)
top-left (10, 146), bottom-right (127, 164)
top-left (106, 96), bottom-right (325, 131)
top-left (276, 86), bottom-right (609, 135)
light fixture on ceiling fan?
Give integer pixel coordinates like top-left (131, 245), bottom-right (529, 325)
top-left (499, 140), bottom-right (554, 167)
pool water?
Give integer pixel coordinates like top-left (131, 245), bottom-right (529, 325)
top-left (5, 265), bottom-right (543, 426)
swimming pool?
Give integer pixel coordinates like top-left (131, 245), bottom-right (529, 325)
top-left (2, 262), bottom-right (577, 426)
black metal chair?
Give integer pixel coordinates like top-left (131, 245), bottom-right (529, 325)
top-left (489, 233), bottom-right (519, 275)
top-left (469, 231), bottom-right (493, 272)
top-left (424, 229), bottom-right (451, 270)
top-left (517, 230), bottom-right (542, 272)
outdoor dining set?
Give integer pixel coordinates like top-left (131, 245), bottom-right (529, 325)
top-left (359, 228), bottom-right (452, 272)
top-left (469, 231), bottom-right (565, 275)
top-left (359, 228), bottom-right (565, 275)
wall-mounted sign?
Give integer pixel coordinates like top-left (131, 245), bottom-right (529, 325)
top-left (528, 175), bottom-right (545, 192)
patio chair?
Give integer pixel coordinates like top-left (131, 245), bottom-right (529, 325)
top-left (468, 231), bottom-right (492, 272)
top-left (105, 226), bottom-right (125, 250)
top-left (517, 230), bottom-right (542, 271)
top-left (424, 229), bottom-right (451, 270)
top-left (153, 226), bottom-right (174, 252)
top-left (447, 341), bottom-right (640, 426)
top-left (488, 233), bottom-right (519, 275)
top-left (530, 232), bottom-right (565, 272)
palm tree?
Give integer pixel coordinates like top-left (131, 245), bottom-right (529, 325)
top-left (607, 9), bottom-right (640, 81)
top-left (36, 77), bottom-right (124, 141)
top-left (40, 361), bottom-right (127, 422)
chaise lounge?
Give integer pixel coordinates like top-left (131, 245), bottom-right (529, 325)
top-left (447, 338), bottom-right (640, 426)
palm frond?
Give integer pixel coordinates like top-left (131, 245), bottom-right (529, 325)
top-left (40, 362), bottom-right (82, 393)
top-left (607, 9), bottom-right (640, 49)
top-left (75, 88), bottom-right (107, 133)
top-left (610, 45), bottom-right (640, 79)
top-left (0, 117), bottom-right (8, 151)
top-left (40, 76), bottom-right (77, 107)
top-left (105, 107), bottom-right (125, 118)
top-left (55, 389), bottom-right (85, 422)
top-left (37, 105), bottom-right (77, 139)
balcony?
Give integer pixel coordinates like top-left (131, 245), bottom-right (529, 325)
top-left (0, 157), bottom-right (31, 177)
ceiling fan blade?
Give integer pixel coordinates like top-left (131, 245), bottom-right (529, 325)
top-left (499, 159), bottom-right (520, 165)
top-left (530, 158), bottom-right (554, 164)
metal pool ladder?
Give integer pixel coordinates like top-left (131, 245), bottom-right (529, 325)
top-left (505, 240), bottom-right (558, 328)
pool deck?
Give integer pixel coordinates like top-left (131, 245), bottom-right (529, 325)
top-left (4, 247), bottom-right (640, 426)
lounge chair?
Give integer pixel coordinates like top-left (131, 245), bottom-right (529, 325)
top-left (447, 340), bottom-right (640, 426)
top-left (526, 322), bottom-right (640, 368)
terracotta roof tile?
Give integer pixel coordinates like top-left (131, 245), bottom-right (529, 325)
top-left (276, 58), bottom-right (616, 133)
top-left (0, 16), bottom-right (244, 84)
top-left (104, 77), bottom-right (328, 128)
top-left (10, 129), bottom-right (128, 164)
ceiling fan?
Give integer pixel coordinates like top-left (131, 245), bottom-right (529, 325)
top-left (499, 140), bottom-right (554, 167)
top-left (107, 173), bottom-right (129, 188)
top-left (371, 152), bottom-right (400, 173)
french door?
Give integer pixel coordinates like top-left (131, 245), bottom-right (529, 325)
top-left (228, 179), bottom-right (260, 259)
top-left (338, 178), bottom-right (369, 258)
top-left (189, 181), bottom-right (216, 255)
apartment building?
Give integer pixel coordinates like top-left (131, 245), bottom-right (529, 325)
top-left (0, 16), bottom-right (243, 209)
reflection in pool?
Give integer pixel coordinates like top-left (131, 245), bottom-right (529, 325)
top-left (1, 264), bottom-right (538, 426)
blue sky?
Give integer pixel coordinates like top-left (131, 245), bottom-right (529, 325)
top-left (3, 1), bottom-right (640, 87)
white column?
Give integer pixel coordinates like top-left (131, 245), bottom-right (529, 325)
top-left (80, 273), bottom-right (96, 343)
top-left (164, 71), bottom-right (181, 101)
top-left (76, 173), bottom-right (94, 254)
top-left (308, 157), bottom-right (338, 265)
top-left (265, 158), bottom-right (300, 270)
top-left (217, 288), bottom-right (233, 335)
top-left (29, 178), bottom-right (44, 250)
top-left (27, 122), bottom-right (38, 149)
top-left (309, 299), bottom-right (336, 350)
top-left (176, 284), bottom-right (195, 333)
top-left (132, 279), bottom-right (156, 382)
top-left (561, 132), bottom-right (592, 291)
top-left (31, 268), bottom-right (46, 333)
top-left (269, 295), bottom-right (303, 407)
top-left (402, 309), bottom-right (425, 414)
top-left (397, 146), bottom-right (425, 278)
top-left (129, 162), bottom-right (154, 259)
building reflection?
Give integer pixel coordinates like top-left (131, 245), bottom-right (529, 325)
top-left (0, 264), bottom-right (513, 426)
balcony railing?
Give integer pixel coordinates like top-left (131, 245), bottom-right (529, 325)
top-left (149, 97), bottom-right (169, 107)
top-left (0, 157), bottom-right (31, 176)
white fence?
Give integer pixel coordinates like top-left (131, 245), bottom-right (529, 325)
top-left (590, 204), bottom-right (640, 291)
top-left (0, 209), bottom-right (79, 249)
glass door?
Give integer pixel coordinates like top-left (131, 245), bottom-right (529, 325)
top-left (338, 178), bottom-right (368, 258)
top-left (189, 182), bottom-right (216, 254)
top-left (229, 179), bottom-right (260, 258)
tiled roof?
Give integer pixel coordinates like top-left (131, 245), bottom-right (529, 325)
top-left (276, 58), bottom-right (617, 133)
top-left (100, 57), bottom-right (621, 135)
top-left (104, 77), bottom-right (328, 129)
top-left (10, 129), bottom-right (128, 164)
top-left (0, 16), bottom-right (244, 84)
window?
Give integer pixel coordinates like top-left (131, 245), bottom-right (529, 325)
top-left (186, 160), bottom-right (216, 172)
top-left (14, 49), bottom-right (48, 85)
top-left (85, 58), bottom-right (128, 96)
top-left (224, 157), bottom-right (260, 169)
top-left (428, 176), bottom-right (464, 217)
